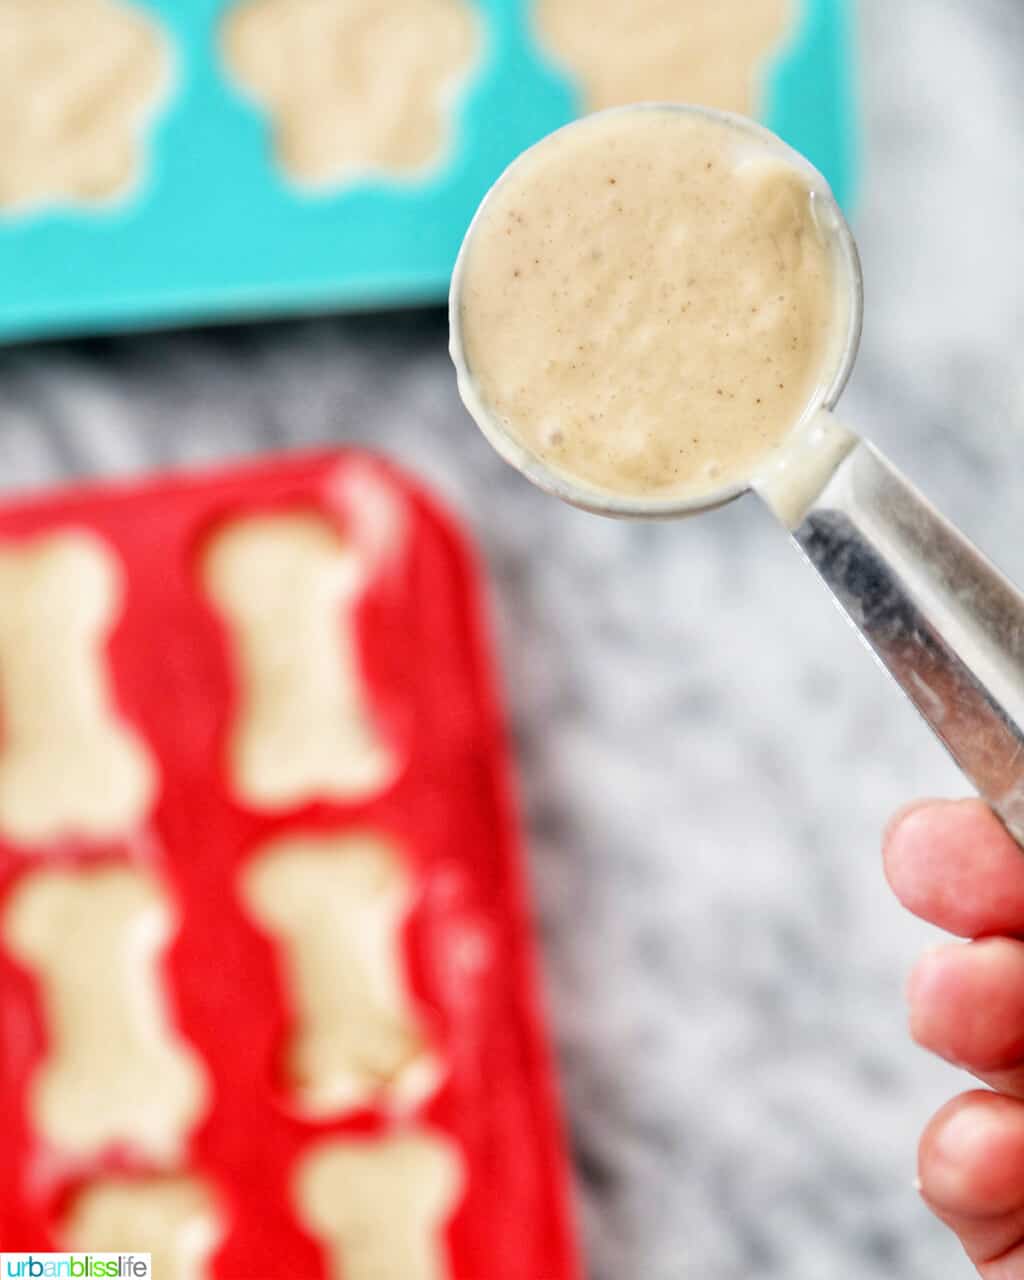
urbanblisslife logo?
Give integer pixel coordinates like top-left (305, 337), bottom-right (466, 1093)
top-left (1, 1257), bottom-right (151, 1278)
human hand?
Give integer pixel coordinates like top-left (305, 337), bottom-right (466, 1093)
top-left (886, 800), bottom-right (1024, 1277)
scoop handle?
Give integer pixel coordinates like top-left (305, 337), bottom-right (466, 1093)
top-left (777, 431), bottom-right (1024, 844)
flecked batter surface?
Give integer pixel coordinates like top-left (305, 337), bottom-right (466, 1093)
top-left (457, 108), bottom-right (835, 501)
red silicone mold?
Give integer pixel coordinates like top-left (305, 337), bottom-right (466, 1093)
top-left (0, 448), bottom-right (580, 1280)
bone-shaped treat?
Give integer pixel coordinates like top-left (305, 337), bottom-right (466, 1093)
top-left (0, 531), bottom-right (157, 846)
top-left (294, 1132), bottom-right (463, 1280)
top-left (241, 832), bottom-right (438, 1115)
top-left (203, 513), bottom-right (395, 810)
top-left (63, 1175), bottom-right (222, 1280)
top-left (2, 865), bottom-right (208, 1162)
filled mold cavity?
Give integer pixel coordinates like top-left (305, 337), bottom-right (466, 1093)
top-left (0, 531), bottom-right (158, 846)
top-left (534, 0), bottom-right (794, 116)
top-left (62, 1174), bottom-right (224, 1280)
top-left (220, 0), bottom-right (480, 189)
top-left (202, 511), bottom-right (398, 811)
top-left (1, 864), bottom-right (208, 1163)
top-left (0, 0), bottom-right (173, 215)
top-left (293, 1131), bottom-right (463, 1280)
top-left (241, 830), bottom-right (440, 1116)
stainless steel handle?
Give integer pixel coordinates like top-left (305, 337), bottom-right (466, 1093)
top-left (782, 436), bottom-right (1024, 844)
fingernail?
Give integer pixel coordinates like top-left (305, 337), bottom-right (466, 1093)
top-left (884, 798), bottom-right (952, 845)
top-left (923, 1107), bottom-right (999, 1208)
top-left (935, 1106), bottom-right (999, 1168)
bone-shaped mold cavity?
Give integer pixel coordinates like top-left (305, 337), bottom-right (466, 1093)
top-left (241, 831), bottom-right (439, 1116)
top-left (0, 532), bottom-right (157, 846)
top-left (203, 512), bottom-right (396, 811)
top-left (2, 865), bottom-right (208, 1162)
top-left (221, 0), bottom-right (479, 187)
top-left (62, 1175), bottom-right (222, 1280)
top-left (535, 0), bottom-right (793, 116)
top-left (294, 1132), bottom-right (463, 1280)
top-left (0, 0), bottom-right (172, 213)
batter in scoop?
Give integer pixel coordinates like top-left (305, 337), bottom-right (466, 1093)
top-left (454, 107), bottom-right (838, 502)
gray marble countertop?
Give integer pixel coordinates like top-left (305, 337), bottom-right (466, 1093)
top-left (1, 1), bottom-right (1022, 1275)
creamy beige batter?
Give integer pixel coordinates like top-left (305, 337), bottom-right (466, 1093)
top-left (203, 512), bottom-right (395, 810)
top-left (455, 108), bottom-right (837, 502)
top-left (0, 532), bottom-right (157, 846)
top-left (241, 831), bottom-right (438, 1115)
top-left (63, 1176), bottom-right (222, 1280)
top-left (2, 865), bottom-right (207, 1162)
top-left (294, 1132), bottom-right (462, 1280)
top-left (0, 0), bottom-right (171, 212)
top-left (536, 0), bottom-right (793, 116)
top-left (222, 0), bottom-right (478, 186)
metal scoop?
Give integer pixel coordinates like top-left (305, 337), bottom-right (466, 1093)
top-left (450, 104), bottom-right (1024, 845)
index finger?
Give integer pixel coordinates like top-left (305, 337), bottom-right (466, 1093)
top-left (884, 799), bottom-right (1024, 939)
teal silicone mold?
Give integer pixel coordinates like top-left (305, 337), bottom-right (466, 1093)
top-left (0, 0), bottom-right (858, 343)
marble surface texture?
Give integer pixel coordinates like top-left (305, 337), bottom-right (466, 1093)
top-left (1, 1), bottom-right (1022, 1275)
